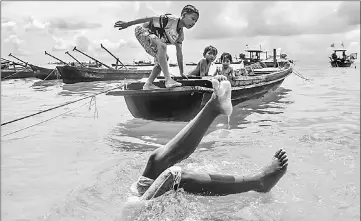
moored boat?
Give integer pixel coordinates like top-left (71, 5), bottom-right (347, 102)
top-left (106, 62), bottom-right (293, 121)
top-left (57, 45), bottom-right (152, 84)
top-left (5, 53), bottom-right (61, 80)
top-left (1, 58), bottom-right (35, 80)
top-left (57, 65), bottom-right (152, 84)
top-left (1, 68), bottom-right (34, 80)
top-left (30, 64), bottom-right (61, 80)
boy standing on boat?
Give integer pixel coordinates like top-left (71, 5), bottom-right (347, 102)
top-left (187, 45), bottom-right (218, 77)
top-left (114, 5), bottom-right (200, 90)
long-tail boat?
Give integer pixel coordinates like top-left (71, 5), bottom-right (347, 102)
top-left (8, 53), bottom-right (61, 80)
top-left (106, 56), bottom-right (293, 122)
top-left (329, 49), bottom-right (357, 67)
top-left (1, 57), bottom-right (34, 80)
top-left (56, 45), bottom-right (151, 84)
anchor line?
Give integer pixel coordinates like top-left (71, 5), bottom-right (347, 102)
top-left (1, 83), bottom-right (124, 126)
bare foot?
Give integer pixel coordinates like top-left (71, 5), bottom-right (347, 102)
top-left (165, 78), bottom-right (182, 88)
top-left (143, 82), bottom-right (161, 90)
top-left (255, 149), bottom-right (288, 192)
top-left (211, 75), bottom-right (233, 116)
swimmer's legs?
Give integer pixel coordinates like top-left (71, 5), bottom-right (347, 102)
top-left (141, 76), bottom-right (233, 180)
top-left (180, 149), bottom-right (288, 195)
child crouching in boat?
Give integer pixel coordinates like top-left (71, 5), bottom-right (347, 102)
top-left (114, 5), bottom-right (200, 90)
top-left (187, 45), bottom-right (218, 77)
top-left (213, 52), bottom-right (235, 81)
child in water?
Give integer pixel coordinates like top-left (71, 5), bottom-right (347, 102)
top-left (187, 45), bottom-right (218, 77)
top-left (114, 5), bottom-right (200, 90)
top-left (213, 52), bottom-right (235, 81)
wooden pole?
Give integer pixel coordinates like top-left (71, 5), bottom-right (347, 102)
top-left (100, 43), bottom-right (127, 70)
top-left (72, 46), bottom-right (112, 69)
top-left (65, 51), bottom-right (84, 66)
top-left (273, 49), bottom-right (277, 67)
top-left (45, 51), bottom-right (68, 65)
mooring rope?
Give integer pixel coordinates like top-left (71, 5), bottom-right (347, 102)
top-left (1, 83), bottom-right (124, 126)
top-left (292, 64), bottom-right (312, 82)
top-left (1, 101), bottom-right (91, 137)
top-left (43, 68), bottom-right (57, 81)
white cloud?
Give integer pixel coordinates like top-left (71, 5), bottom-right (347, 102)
top-left (2, 20), bottom-right (17, 32)
top-left (4, 35), bottom-right (24, 44)
top-left (1, 1), bottom-right (360, 65)
top-left (24, 16), bottom-right (49, 32)
top-left (3, 35), bottom-right (30, 56)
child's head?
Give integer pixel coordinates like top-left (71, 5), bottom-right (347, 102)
top-left (220, 52), bottom-right (232, 67)
top-left (203, 45), bottom-right (218, 62)
top-left (181, 5), bottom-right (199, 29)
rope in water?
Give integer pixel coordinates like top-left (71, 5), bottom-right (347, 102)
top-left (291, 64), bottom-right (312, 82)
top-left (1, 83), bottom-right (123, 126)
top-left (42, 68), bottom-right (57, 81)
top-left (2, 101), bottom-right (91, 137)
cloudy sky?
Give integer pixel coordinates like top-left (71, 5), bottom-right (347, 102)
top-left (1, 1), bottom-right (360, 66)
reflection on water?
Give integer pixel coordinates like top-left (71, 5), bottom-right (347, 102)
top-left (31, 79), bottom-right (63, 92)
top-left (107, 86), bottom-right (293, 152)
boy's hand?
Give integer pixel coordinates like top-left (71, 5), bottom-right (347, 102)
top-left (114, 21), bottom-right (130, 30)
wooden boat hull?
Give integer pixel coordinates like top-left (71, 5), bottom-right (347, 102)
top-left (107, 64), bottom-right (293, 121)
top-left (1, 69), bottom-right (34, 80)
top-left (30, 64), bottom-right (62, 80)
top-left (330, 60), bottom-right (353, 67)
top-left (262, 60), bottom-right (289, 68)
top-left (56, 66), bottom-right (152, 84)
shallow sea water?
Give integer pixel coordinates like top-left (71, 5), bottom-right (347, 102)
top-left (1, 63), bottom-right (360, 221)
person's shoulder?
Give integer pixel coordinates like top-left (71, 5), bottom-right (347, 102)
top-left (199, 58), bottom-right (208, 65)
top-left (165, 14), bottom-right (179, 20)
top-left (200, 58), bottom-right (207, 63)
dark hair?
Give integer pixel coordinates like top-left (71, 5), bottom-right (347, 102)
top-left (203, 45), bottom-right (218, 57)
top-left (181, 5), bottom-right (199, 17)
top-left (220, 52), bottom-right (232, 63)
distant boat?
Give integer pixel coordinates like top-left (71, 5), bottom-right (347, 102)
top-left (124, 60), bottom-right (154, 67)
top-left (235, 49), bottom-right (292, 68)
top-left (329, 48), bottom-right (357, 68)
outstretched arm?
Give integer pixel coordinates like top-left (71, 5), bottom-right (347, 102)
top-left (114, 16), bottom-right (157, 30)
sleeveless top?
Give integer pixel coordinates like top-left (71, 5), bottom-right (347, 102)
top-left (216, 66), bottom-right (234, 78)
top-left (148, 14), bottom-right (184, 45)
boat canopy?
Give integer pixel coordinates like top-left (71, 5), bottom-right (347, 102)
top-left (333, 49), bottom-right (347, 52)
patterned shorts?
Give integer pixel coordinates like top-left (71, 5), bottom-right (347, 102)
top-left (130, 166), bottom-right (182, 200)
top-left (134, 26), bottom-right (169, 67)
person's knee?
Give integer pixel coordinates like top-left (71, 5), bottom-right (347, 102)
top-left (148, 148), bottom-right (168, 167)
top-left (156, 43), bottom-right (167, 56)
